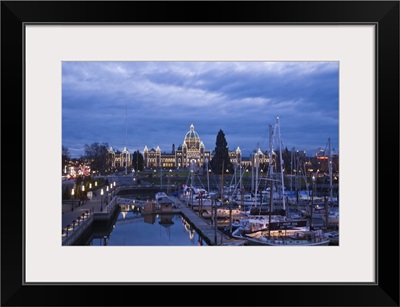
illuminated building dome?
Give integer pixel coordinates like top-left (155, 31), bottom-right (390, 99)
top-left (184, 124), bottom-right (200, 140)
top-left (183, 123), bottom-right (201, 150)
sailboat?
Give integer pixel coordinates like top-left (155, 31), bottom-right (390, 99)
top-left (248, 118), bottom-right (286, 216)
top-left (232, 118), bottom-right (331, 246)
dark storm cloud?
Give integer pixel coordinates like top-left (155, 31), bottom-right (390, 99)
top-left (62, 61), bottom-right (339, 158)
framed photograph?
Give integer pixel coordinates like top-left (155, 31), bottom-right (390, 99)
top-left (2, 1), bottom-right (399, 306)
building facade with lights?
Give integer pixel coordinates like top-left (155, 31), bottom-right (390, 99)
top-left (106, 123), bottom-right (279, 170)
top-left (108, 146), bottom-right (131, 169)
top-left (142, 123), bottom-right (242, 169)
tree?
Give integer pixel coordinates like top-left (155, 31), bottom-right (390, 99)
top-left (107, 151), bottom-right (114, 172)
top-left (83, 142), bottom-right (110, 175)
top-left (132, 150), bottom-right (144, 172)
top-left (62, 186), bottom-right (71, 200)
top-left (62, 146), bottom-right (70, 174)
top-left (210, 129), bottom-right (234, 175)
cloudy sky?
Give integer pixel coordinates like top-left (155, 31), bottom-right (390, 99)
top-left (62, 61), bottom-right (339, 159)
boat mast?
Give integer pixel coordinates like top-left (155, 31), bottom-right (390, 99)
top-left (251, 152), bottom-right (254, 194)
top-left (255, 148), bottom-right (260, 208)
top-left (277, 117), bottom-right (286, 212)
top-left (290, 149), bottom-right (293, 192)
top-left (295, 154), bottom-right (299, 205)
top-left (220, 160), bottom-right (224, 206)
top-left (125, 100), bottom-right (128, 175)
top-left (268, 177), bottom-right (273, 238)
top-left (239, 155), bottom-right (243, 209)
top-left (268, 124), bottom-right (275, 212)
top-left (190, 160), bottom-right (194, 191)
top-left (328, 138), bottom-right (333, 202)
top-left (205, 158), bottom-right (210, 194)
top-left (268, 124), bottom-right (274, 238)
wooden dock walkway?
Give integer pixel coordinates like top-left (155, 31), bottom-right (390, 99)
top-left (62, 193), bottom-right (247, 246)
top-left (169, 197), bottom-right (247, 246)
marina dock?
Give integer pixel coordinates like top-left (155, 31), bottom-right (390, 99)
top-left (172, 197), bottom-right (246, 246)
top-left (62, 190), bottom-right (247, 246)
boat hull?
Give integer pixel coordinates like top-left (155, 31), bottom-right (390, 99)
top-left (246, 237), bottom-right (331, 246)
top-left (243, 228), bottom-right (331, 246)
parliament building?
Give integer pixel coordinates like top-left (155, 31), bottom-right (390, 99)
top-left (109, 123), bottom-right (250, 170)
top-left (107, 123), bottom-right (277, 170)
top-left (143, 123), bottom-right (242, 169)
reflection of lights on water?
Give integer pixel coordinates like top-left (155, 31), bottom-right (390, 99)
top-left (184, 223), bottom-right (191, 232)
top-left (183, 220), bottom-right (196, 240)
top-left (104, 213), bottom-right (207, 245)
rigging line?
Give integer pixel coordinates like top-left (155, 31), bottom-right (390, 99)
top-left (195, 172), bottom-right (206, 189)
top-left (125, 101), bottom-right (128, 148)
top-left (323, 140), bottom-right (329, 155)
top-left (125, 101), bottom-right (128, 175)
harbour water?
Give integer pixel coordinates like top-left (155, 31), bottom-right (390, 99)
top-left (89, 211), bottom-right (209, 246)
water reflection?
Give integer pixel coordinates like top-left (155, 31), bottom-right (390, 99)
top-left (89, 209), bottom-right (208, 246)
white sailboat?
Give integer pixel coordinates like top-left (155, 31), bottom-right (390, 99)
top-left (232, 118), bottom-right (331, 246)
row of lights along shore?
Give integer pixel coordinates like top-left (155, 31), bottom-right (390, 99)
top-left (70, 181), bottom-right (116, 212)
top-left (64, 181), bottom-right (117, 243)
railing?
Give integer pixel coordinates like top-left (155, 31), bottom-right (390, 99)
top-left (62, 188), bottom-right (122, 245)
top-left (62, 210), bottom-right (94, 246)
top-left (104, 196), bottom-right (117, 213)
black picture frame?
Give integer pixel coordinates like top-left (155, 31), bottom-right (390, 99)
top-left (1, 1), bottom-right (399, 306)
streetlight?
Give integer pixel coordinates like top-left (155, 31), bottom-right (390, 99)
top-left (71, 188), bottom-right (75, 212)
top-left (81, 184), bottom-right (85, 205)
top-left (100, 188), bottom-right (104, 212)
top-left (106, 186), bottom-right (109, 205)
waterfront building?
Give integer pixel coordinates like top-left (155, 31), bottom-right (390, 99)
top-left (105, 123), bottom-right (282, 170)
top-left (108, 146), bottom-right (131, 169)
top-left (143, 123), bottom-right (242, 169)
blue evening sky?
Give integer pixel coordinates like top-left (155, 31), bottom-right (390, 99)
top-left (62, 61), bottom-right (339, 159)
